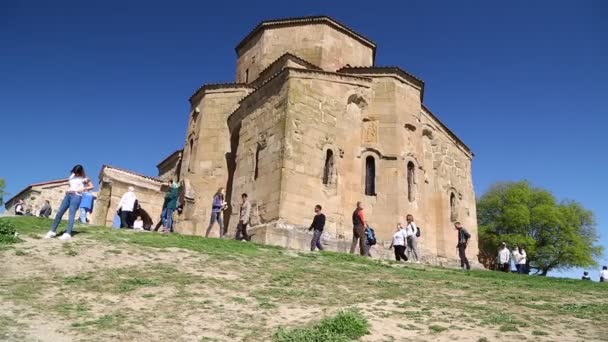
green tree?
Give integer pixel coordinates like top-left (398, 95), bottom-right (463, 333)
top-left (477, 181), bottom-right (603, 275)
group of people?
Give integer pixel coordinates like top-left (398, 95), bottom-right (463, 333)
top-left (497, 242), bottom-right (527, 273)
top-left (204, 188), bottom-right (252, 241)
top-left (582, 266), bottom-right (608, 282)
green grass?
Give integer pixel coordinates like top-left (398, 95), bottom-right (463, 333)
top-left (1, 216), bottom-right (608, 341)
top-left (273, 310), bottom-right (370, 342)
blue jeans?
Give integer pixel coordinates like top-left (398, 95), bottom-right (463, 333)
top-left (51, 193), bottom-right (82, 235)
top-left (79, 208), bottom-right (89, 223)
top-left (205, 211), bottom-right (224, 237)
top-left (162, 208), bottom-right (175, 232)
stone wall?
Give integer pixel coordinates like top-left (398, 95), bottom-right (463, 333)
top-left (4, 181), bottom-right (70, 217)
top-left (236, 23), bottom-right (373, 84)
top-left (178, 87), bottom-right (251, 236)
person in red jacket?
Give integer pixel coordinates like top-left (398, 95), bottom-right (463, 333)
top-left (350, 201), bottom-right (368, 256)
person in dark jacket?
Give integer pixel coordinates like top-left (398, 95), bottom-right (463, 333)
top-left (455, 221), bottom-right (471, 270)
top-left (39, 200), bottom-right (52, 218)
top-left (308, 204), bottom-right (326, 251)
top-left (350, 201), bottom-right (368, 256)
top-left (161, 181), bottom-right (181, 233)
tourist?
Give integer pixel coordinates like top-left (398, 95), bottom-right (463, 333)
top-left (15, 199), bottom-right (25, 216)
top-left (350, 201), bottom-right (368, 256)
top-left (235, 193), bottom-right (251, 241)
top-left (133, 216), bottom-right (144, 231)
top-left (512, 246), bottom-right (521, 272)
top-left (25, 209), bottom-right (33, 216)
top-left (405, 214), bottom-right (419, 262)
top-left (498, 242), bottom-right (511, 272)
top-left (308, 204), bottom-right (325, 251)
top-left (455, 222), bottom-right (471, 270)
top-left (39, 200), bottom-right (52, 218)
top-left (161, 181), bottom-right (181, 233)
top-left (153, 180), bottom-right (173, 232)
top-left (79, 190), bottom-right (95, 224)
top-left (44, 165), bottom-right (94, 240)
top-left (581, 271), bottom-right (591, 281)
top-left (205, 187), bottom-right (227, 238)
top-left (600, 266), bottom-right (607, 283)
top-left (390, 223), bottom-right (408, 262)
top-left (517, 246), bottom-right (527, 274)
top-left (117, 186), bottom-right (137, 228)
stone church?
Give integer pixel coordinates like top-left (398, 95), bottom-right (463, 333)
top-left (92, 16), bottom-right (478, 265)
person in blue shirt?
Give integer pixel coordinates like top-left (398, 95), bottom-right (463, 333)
top-left (205, 188), bottom-right (227, 238)
top-left (79, 190), bottom-right (95, 224)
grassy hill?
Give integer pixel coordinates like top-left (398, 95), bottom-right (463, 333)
top-left (0, 216), bottom-right (606, 341)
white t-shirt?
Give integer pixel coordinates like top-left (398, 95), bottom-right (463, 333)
top-left (498, 248), bottom-right (511, 264)
top-left (118, 191), bottom-right (137, 212)
top-left (600, 269), bottom-right (608, 279)
top-left (405, 222), bottom-right (418, 238)
top-left (392, 229), bottom-right (406, 246)
top-left (133, 220), bottom-right (144, 230)
top-left (68, 173), bottom-right (87, 193)
top-left (518, 250), bottom-right (527, 265)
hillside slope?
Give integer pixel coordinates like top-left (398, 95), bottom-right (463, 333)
top-left (0, 217), bottom-right (606, 341)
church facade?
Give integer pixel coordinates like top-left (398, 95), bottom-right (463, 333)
top-left (172, 16), bottom-right (479, 265)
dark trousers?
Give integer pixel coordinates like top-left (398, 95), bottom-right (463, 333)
top-left (458, 244), bottom-right (470, 270)
top-left (120, 210), bottom-right (133, 228)
top-left (235, 221), bottom-right (249, 241)
top-left (394, 245), bottom-right (408, 261)
top-left (205, 212), bottom-right (224, 237)
top-left (350, 225), bottom-right (368, 256)
top-left (501, 263), bottom-right (510, 272)
top-left (310, 229), bottom-right (324, 251)
top-left (516, 264), bottom-right (526, 274)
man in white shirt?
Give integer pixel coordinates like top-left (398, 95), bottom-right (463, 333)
top-left (390, 224), bottom-right (408, 262)
top-left (600, 266), bottom-right (607, 283)
top-left (117, 186), bottom-right (137, 228)
top-left (405, 214), bottom-right (419, 262)
top-left (498, 242), bottom-right (511, 272)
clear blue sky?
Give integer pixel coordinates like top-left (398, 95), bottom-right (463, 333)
top-left (1, 1), bottom-right (606, 277)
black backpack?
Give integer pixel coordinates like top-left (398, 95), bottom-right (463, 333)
top-left (415, 226), bottom-right (421, 238)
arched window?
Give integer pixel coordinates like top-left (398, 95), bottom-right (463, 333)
top-left (407, 161), bottom-right (415, 202)
top-left (188, 138), bottom-right (194, 172)
top-left (254, 143), bottom-right (261, 180)
top-left (365, 156), bottom-right (376, 196)
top-left (450, 193), bottom-right (457, 222)
top-left (323, 149), bottom-right (334, 185)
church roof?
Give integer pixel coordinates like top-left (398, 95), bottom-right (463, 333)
top-left (422, 104), bottom-right (473, 155)
top-left (337, 66), bottom-right (425, 100)
top-left (236, 16), bottom-right (376, 54)
top-left (4, 179), bottom-right (69, 208)
top-left (100, 165), bottom-right (164, 183)
top-left (156, 149), bottom-right (183, 168)
top-left (189, 83), bottom-right (252, 103)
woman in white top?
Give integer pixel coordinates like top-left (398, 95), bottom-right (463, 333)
top-left (133, 216), bottom-right (144, 231)
top-left (405, 214), bottom-right (419, 262)
top-left (517, 246), bottom-right (527, 274)
top-left (44, 165), bottom-right (94, 240)
top-left (601, 266), bottom-right (607, 282)
top-left (390, 224), bottom-right (408, 262)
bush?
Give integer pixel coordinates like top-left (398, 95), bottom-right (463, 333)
top-left (273, 310), bottom-right (370, 342)
top-left (0, 219), bottom-right (19, 244)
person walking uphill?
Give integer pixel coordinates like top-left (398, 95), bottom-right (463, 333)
top-left (117, 187), bottom-right (137, 228)
top-left (350, 201), bottom-right (368, 256)
top-left (205, 188), bottom-right (227, 238)
top-left (455, 221), bottom-right (471, 270)
top-left (161, 181), bottom-right (181, 233)
top-left (44, 165), bottom-right (94, 240)
top-left (235, 193), bottom-right (251, 241)
top-left (308, 205), bottom-right (326, 251)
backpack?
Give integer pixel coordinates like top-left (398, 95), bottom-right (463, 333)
top-left (415, 226), bottom-right (421, 238)
top-left (366, 226), bottom-right (377, 246)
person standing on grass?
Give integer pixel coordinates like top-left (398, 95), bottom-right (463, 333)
top-left (498, 242), bottom-right (511, 272)
top-left (79, 189), bottom-right (95, 224)
top-left (205, 187), bottom-right (227, 238)
top-left (39, 200), bottom-right (52, 218)
top-left (308, 204), bottom-right (326, 251)
top-left (235, 193), bottom-right (251, 241)
top-left (517, 246), bottom-right (527, 274)
top-left (455, 222), bottom-right (471, 270)
top-left (600, 266), bottom-right (608, 283)
top-left (15, 199), bottom-right (25, 216)
top-left (405, 214), bottom-right (419, 262)
top-left (350, 201), bottom-right (368, 256)
top-left (390, 223), bottom-right (408, 262)
top-left (161, 181), bottom-right (181, 233)
top-left (512, 246), bottom-right (521, 273)
top-left (117, 186), bottom-right (137, 228)
top-left (44, 165), bottom-right (94, 240)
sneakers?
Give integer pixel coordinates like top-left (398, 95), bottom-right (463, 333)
top-left (59, 233), bottom-right (72, 241)
top-left (44, 231), bottom-right (56, 239)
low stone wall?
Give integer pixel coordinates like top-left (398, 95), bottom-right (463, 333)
top-left (247, 221), bottom-right (479, 269)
